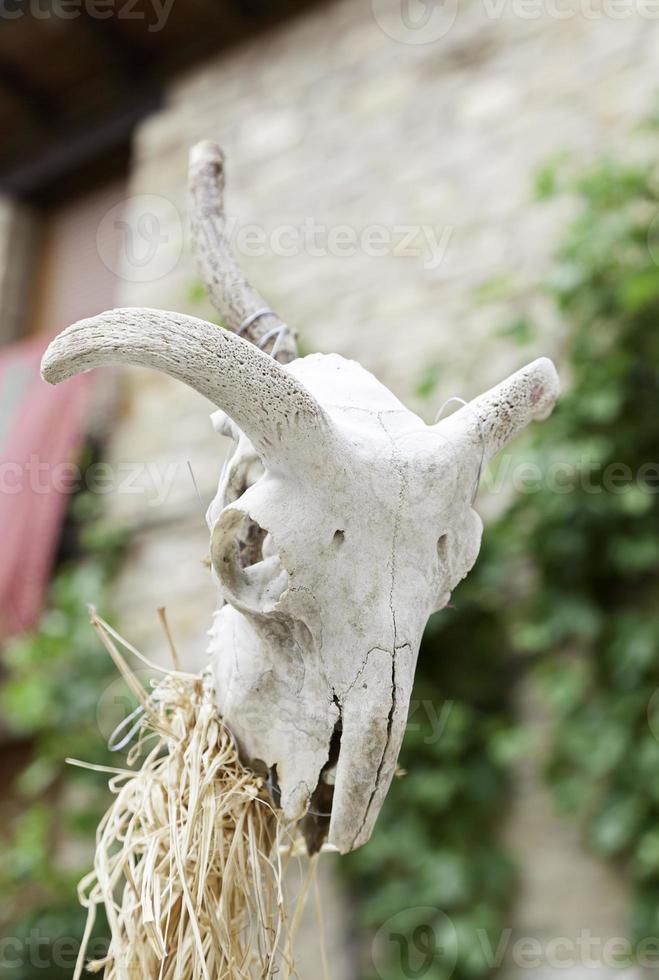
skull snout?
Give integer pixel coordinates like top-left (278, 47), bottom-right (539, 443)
top-left (326, 642), bottom-right (415, 853)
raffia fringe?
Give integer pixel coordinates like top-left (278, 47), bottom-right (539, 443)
top-left (70, 611), bottom-right (322, 980)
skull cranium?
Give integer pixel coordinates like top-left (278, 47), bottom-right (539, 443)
top-left (41, 307), bottom-right (558, 852)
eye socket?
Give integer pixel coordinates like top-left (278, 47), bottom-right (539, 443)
top-left (332, 529), bottom-right (345, 548)
top-left (238, 518), bottom-right (267, 569)
top-left (211, 507), bottom-right (288, 615)
top-left (437, 533), bottom-right (449, 562)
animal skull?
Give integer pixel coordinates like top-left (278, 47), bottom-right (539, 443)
top-left (41, 309), bottom-right (558, 852)
top-left (40, 143), bottom-right (559, 854)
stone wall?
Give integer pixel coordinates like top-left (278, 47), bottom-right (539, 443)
top-left (104, 1), bottom-right (659, 976)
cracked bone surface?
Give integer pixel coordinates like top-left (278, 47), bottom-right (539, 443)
top-left (40, 143), bottom-right (560, 854)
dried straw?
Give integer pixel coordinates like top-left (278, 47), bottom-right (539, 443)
top-left (70, 610), bottom-right (316, 980)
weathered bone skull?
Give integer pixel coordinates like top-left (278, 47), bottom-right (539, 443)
top-left (40, 143), bottom-right (559, 854)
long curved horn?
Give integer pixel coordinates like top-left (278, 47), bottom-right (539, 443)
top-left (436, 357), bottom-right (559, 465)
top-left (41, 308), bottom-right (327, 466)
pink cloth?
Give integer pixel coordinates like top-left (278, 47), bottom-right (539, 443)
top-left (0, 337), bottom-right (89, 636)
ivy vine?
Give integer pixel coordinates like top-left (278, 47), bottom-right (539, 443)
top-left (344, 127), bottom-right (659, 977)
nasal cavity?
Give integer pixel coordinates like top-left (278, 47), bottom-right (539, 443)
top-left (332, 529), bottom-right (345, 548)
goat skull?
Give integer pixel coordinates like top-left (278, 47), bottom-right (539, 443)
top-left (42, 308), bottom-right (558, 852)
top-left (40, 143), bottom-right (559, 854)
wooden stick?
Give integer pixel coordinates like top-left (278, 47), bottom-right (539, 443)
top-left (188, 141), bottom-right (298, 364)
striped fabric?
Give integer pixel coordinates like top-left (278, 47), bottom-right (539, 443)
top-left (0, 337), bottom-right (89, 637)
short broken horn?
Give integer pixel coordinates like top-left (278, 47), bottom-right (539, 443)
top-left (435, 357), bottom-right (560, 466)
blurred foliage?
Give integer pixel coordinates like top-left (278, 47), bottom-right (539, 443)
top-left (0, 490), bottom-right (126, 978)
top-left (344, 133), bottom-right (659, 974)
top-left (520, 148), bottom-right (659, 946)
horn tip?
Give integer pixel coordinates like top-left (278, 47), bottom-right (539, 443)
top-left (189, 140), bottom-right (224, 172)
top-left (528, 356), bottom-right (560, 420)
top-left (39, 314), bottom-right (100, 385)
top-left (41, 341), bottom-right (65, 385)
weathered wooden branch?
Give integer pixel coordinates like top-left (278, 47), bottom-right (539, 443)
top-left (188, 141), bottom-right (298, 364)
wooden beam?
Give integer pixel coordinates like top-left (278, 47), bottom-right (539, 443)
top-left (76, 10), bottom-right (153, 83)
top-left (0, 87), bottom-right (161, 198)
top-left (0, 60), bottom-right (59, 127)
